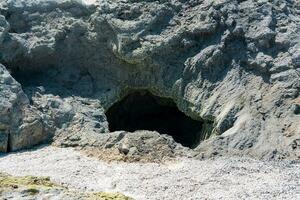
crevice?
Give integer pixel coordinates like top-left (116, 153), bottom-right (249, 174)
top-left (7, 132), bottom-right (11, 153)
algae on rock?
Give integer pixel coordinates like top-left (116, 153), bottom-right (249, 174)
top-left (0, 172), bottom-right (133, 200)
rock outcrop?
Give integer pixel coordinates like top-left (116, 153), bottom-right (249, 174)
top-left (0, 0), bottom-right (299, 159)
top-left (0, 64), bottom-right (52, 152)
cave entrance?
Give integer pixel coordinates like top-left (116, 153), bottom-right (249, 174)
top-left (105, 90), bottom-right (204, 149)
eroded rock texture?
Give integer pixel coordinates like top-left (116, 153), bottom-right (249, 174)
top-left (0, 0), bottom-right (299, 159)
top-left (0, 64), bottom-right (52, 152)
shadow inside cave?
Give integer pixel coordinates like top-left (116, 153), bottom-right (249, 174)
top-left (105, 90), bottom-right (204, 149)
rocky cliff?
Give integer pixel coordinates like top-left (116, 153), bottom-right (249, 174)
top-left (0, 0), bottom-right (299, 159)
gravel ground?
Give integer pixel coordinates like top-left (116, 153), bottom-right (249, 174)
top-left (0, 146), bottom-right (299, 200)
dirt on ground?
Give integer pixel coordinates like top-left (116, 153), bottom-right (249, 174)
top-left (0, 146), bottom-right (299, 200)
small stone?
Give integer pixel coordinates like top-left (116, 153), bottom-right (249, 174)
top-left (293, 104), bottom-right (300, 115)
top-left (118, 143), bottom-right (130, 155)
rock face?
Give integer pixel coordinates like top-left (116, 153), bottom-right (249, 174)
top-left (0, 64), bottom-right (53, 152)
top-left (0, 0), bottom-right (299, 159)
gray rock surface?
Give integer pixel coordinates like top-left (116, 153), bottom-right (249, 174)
top-left (0, 0), bottom-right (299, 159)
top-left (0, 64), bottom-right (52, 152)
top-left (59, 130), bottom-right (195, 162)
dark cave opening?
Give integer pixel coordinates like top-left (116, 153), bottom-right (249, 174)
top-left (105, 90), bottom-right (204, 149)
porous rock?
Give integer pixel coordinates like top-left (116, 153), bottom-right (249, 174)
top-left (0, 64), bottom-right (52, 152)
top-left (0, 0), bottom-right (299, 159)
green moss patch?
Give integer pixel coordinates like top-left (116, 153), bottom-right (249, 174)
top-left (88, 192), bottom-right (133, 200)
top-left (0, 172), bottom-right (58, 190)
top-left (0, 172), bottom-right (134, 199)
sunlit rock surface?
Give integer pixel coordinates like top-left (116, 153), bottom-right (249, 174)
top-left (0, 0), bottom-right (299, 159)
